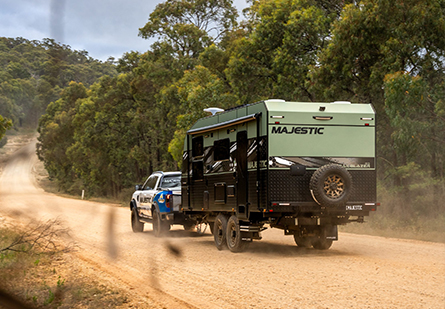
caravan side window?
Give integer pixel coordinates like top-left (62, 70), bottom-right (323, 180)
top-left (192, 161), bottom-right (204, 180)
top-left (192, 135), bottom-right (204, 181)
top-left (192, 136), bottom-right (203, 157)
top-left (214, 138), bottom-right (230, 161)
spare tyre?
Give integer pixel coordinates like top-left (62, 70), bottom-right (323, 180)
top-left (310, 164), bottom-right (352, 207)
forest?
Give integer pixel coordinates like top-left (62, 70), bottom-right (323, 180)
top-left (1, 0), bottom-right (444, 232)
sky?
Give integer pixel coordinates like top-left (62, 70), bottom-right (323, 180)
top-left (0, 0), bottom-right (249, 62)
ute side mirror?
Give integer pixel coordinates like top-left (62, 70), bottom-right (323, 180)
top-left (135, 185), bottom-right (141, 191)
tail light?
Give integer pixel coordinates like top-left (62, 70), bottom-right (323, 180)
top-left (166, 194), bottom-right (172, 209)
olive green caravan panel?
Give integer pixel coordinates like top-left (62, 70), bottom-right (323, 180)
top-left (269, 124), bottom-right (374, 157)
top-left (265, 100), bottom-right (375, 158)
top-left (265, 100), bottom-right (375, 127)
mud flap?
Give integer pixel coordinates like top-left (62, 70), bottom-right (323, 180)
top-left (322, 225), bottom-right (338, 241)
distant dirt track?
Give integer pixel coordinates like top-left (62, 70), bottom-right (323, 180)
top-left (1, 140), bottom-right (444, 308)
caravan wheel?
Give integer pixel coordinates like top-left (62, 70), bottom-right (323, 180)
top-left (213, 214), bottom-right (228, 250)
top-left (226, 215), bottom-right (248, 253)
top-left (312, 238), bottom-right (333, 250)
top-left (293, 235), bottom-right (313, 248)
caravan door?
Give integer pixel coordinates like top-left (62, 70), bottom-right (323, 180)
top-left (236, 131), bottom-right (248, 217)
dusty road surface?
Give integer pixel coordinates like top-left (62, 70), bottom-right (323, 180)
top-left (1, 140), bottom-right (444, 308)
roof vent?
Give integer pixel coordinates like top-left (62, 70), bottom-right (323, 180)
top-left (203, 107), bottom-right (224, 115)
top-left (332, 101), bottom-right (351, 104)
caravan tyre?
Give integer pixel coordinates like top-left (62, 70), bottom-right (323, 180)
top-left (214, 214), bottom-right (228, 250)
top-left (310, 164), bottom-right (352, 207)
top-left (226, 215), bottom-right (248, 253)
top-left (293, 235), bottom-right (313, 248)
top-left (312, 238), bottom-right (333, 250)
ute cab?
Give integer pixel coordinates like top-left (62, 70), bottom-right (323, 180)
top-left (130, 171), bottom-right (182, 236)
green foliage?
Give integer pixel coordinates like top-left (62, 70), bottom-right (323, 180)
top-left (384, 72), bottom-right (445, 178)
top-left (37, 82), bottom-right (88, 191)
top-left (139, 0), bottom-right (238, 52)
top-left (0, 114), bottom-right (12, 141)
top-left (139, 0), bottom-right (238, 74)
top-left (226, 0), bottom-right (344, 104)
top-left (0, 37), bottom-right (116, 128)
top-left (310, 0), bottom-right (445, 108)
top-left (168, 65), bottom-right (237, 163)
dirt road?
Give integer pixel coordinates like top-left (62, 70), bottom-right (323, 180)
top-left (1, 140), bottom-right (444, 308)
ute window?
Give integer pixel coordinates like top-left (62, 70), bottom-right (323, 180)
top-left (214, 138), bottom-right (230, 161)
top-left (145, 175), bottom-right (158, 190)
top-left (160, 175), bottom-right (181, 188)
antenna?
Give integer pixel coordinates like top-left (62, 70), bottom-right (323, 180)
top-left (203, 107), bottom-right (224, 115)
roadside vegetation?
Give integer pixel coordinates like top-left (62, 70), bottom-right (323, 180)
top-left (1, 0), bottom-right (444, 242)
top-left (0, 218), bottom-right (133, 308)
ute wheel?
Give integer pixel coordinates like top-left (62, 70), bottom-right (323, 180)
top-left (131, 207), bottom-right (144, 233)
top-left (152, 207), bottom-right (170, 237)
top-left (213, 214), bottom-right (228, 250)
top-left (310, 164), bottom-right (352, 207)
top-left (312, 238), bottom-right (333, 250)
top-left (226, 215), bottom-right (248, 253)
top-left (293, 235), bottom-right (312, 248)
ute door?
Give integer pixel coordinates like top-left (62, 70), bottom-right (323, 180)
top-left (236, 131), bottom-right (248, 217)
top-left (139, 174), bottom-right (159, 218)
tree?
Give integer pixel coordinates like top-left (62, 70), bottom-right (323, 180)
top-left (37, 82), bottom-right (88, 191)
top-left (139, 0), bottom-right (238, 61)
top-left (0, 37), bottom-right (116, 129)
top-left (226, 0), bottom-right (346, 104)
top-left (309, 0), bottom-right (445, 109)
top-left (168, 65), bottom-right (237, 164)
top-left (137, 0), bottom-right (239, 169)
top-left (0, 114), bottom-right (11, 141)
top-left (384, 72), bottom-right (445, 179)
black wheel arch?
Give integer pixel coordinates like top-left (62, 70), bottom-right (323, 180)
top-left (130, 199), bottom-right (137, 211)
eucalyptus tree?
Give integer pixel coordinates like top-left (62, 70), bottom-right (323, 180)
top-left (37, 82), bottom-right (88, 191)
top-left (139, 0), bottom-right (238, 62)
top-left (0, 115), bottom-right (11, 141)
top-left (136, 0), bottom-right (239, 169)
top-left (226, 0), bottom-right (349, 104)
